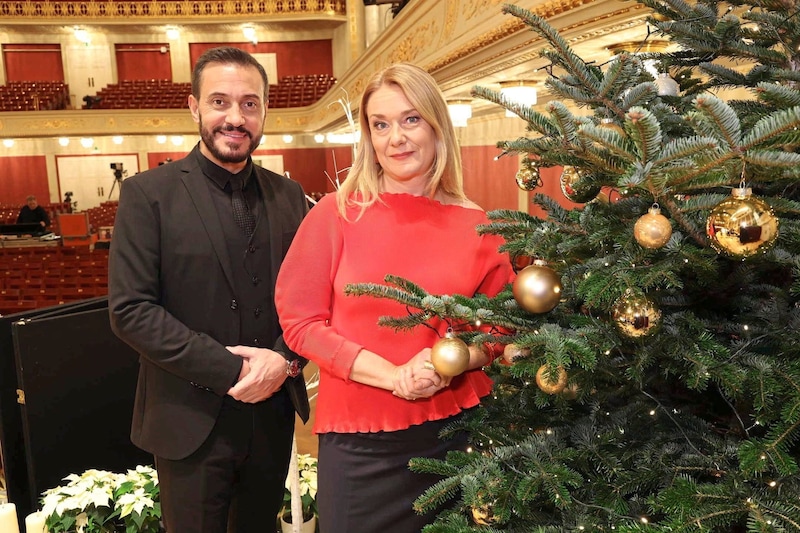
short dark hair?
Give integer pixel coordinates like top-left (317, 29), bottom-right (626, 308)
top-left (191, 46), bottom-right (269, 101)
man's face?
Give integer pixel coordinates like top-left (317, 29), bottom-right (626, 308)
top-left (188, 63), bottom-right (266, 173)
top-left (27, 198), bottom-right (38, 209)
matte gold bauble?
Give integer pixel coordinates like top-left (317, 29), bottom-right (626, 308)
top-left (706, 188), bottom-right (779, 258)
top-left (431, 334), bottom-right (470, 377)
top-left (560, 166), bottom-right (601, 203)
top-left (502, 343), bottom-right (531, 364)
top-left (471, 505), bottom-right (497, 526)
top-left (634, 205), bottom-right (672, 249)
top-left (535, 364), bottom-right (568, 394)
top-left (611, 291), bottom-right (661, 337)
top-left (512, 261), bottom-right (562, 314)
top-left (515, 159), bottom-right (543, 191)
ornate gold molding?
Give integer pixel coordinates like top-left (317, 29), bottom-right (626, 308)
top-left (0, 0), bottom-right (345, 21)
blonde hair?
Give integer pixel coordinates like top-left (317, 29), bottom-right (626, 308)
top-left (336, 62), bottom-right (465, 220)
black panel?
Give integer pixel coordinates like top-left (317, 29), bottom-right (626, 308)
top-left (1, 297), bottom-right (150, 529)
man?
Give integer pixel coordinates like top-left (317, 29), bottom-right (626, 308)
top-left (108, 46), bottom-right (310, 533)
top-left (17, 194), bottom-right (50, 229)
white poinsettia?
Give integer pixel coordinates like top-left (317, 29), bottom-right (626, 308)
top-left (282, 453), bottom-right (318, 521)
top-left (40, 466), bottom-right (161, 533)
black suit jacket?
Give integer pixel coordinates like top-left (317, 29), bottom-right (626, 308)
top-left (108, 148), bottom-right (309, 460)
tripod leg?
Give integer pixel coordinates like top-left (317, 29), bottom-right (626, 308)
top-left (108, 178), bottom-right (118, 200)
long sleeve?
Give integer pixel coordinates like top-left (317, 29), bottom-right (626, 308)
top-left (275, 194), bottom-right (363, 381)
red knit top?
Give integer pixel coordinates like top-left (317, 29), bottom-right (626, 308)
top-left (275, 192), bottom-right (513, 434)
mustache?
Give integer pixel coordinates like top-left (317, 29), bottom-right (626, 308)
top-left (216, 125), bottom-right (250, 137)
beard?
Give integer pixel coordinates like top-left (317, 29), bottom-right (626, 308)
top-left (198, 117), bottom-right (262, 164)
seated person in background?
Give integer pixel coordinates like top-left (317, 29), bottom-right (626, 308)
top-left (17, 195), bottom-right (51, 229)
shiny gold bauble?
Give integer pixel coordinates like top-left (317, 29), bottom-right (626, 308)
top-left (634, 205), bottom-right (673, 249)
top-left (502, 343), bottom-right (531, 364)
top-left (430, 334), bottom-right (470, 377)
top-left (706, 188), bottom-right (779, 258)
top-left (512, 262), bottom-right (562, 314)
top-left (611, 291), bottom-right (661, 337)
top-left (535, 364), bottom-right (568, 394)
top-left (471, 505), bottom-right (498, 526)
top-left (515, 159), bottom-right (543, 191)
top-left (560, 166), bottom-right (601, 203)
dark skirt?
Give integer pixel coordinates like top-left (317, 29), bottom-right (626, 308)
top-left (317, 415), bottom-right (468, 533)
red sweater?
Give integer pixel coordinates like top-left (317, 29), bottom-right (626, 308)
top-left (275, 192), bottom-right (513, 434)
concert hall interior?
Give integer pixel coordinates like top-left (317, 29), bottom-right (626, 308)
top-left (0, 0), bottom-right (678, 525)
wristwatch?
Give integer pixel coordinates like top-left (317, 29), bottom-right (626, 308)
top-left (285, 358), bottom-right (302, 378)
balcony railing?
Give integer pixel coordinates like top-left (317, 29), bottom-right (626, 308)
top-left (0, 0), bottom-right (345, 20)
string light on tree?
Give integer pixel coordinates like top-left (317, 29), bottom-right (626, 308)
top-left (512, 260), bottom-right (562, 314)
top-left (560, 165), bottom-right (601, 203)
top-left (706, 187), bottom-right (779, 258)
top-left (611, 290), bottom-right (661, 337)
top-left (634, 203), bottom-right (673, 249)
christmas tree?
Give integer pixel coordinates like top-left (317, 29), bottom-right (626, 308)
top-left (348, 0), bottom-right (800, 531)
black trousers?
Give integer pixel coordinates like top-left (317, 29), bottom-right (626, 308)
top-left (155, 389), bottom-right (295, 533)
top-left (317, 414), bottom-right (467, 533)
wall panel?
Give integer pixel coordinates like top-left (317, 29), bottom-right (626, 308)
top-left (0, 155), bottom-right (49, 207)
top-left (188, 41), bottom-right (333, 80)
top-left (2, 44), bottom-right (64, 82)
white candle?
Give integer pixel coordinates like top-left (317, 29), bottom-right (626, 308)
top-left (0, 503), bottom-right (21, 533)
top-left (25, 511), bottom-right (47, 533)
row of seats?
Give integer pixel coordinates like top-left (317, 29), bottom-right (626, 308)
top-left (0, 201), bottom-right (118, 234)
top-left (1, 75), bottom-right (336, 111)
top-left (0, 246), bottom-right (109, 315)
top-left (90, 80), bottom-right (192, 110)
top-left (271, 74), bottom-right (336, 108)
top-left (0, 81), bottom-right (70, 111)
top-left (0, 202), bottom-right (69, 225)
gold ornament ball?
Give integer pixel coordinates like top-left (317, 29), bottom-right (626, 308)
top-left (611, 291), bottom-right (661, 337)
top-left (515, 159), bottom-right (542, 191)
top-left (471, 505), bottom-right (497, 526)
top-left (634, 205), bottom-right (673, 249)
top-left (502, 343), bottom-right (531, 364)
top-left (560, 166), bottom-right (601, 203)
top-left (431, 335), bottom-right (470, 377)
top-left (535, 364), bottom-right (568, 394)
top-left (512, 263), bottom-right (562, 314)
top-left (706, 188), bottom-right (779, 258)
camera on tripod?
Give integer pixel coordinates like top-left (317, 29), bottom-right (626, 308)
top-left (110, 162), bottom-right (125, 180)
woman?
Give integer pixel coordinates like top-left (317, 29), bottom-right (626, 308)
top-left (275, 63), bottom-right (513, 532)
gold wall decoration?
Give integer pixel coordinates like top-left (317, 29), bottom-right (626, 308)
top-left (388, 20), bottom-right (438, 65)
top-left (0, 0), bottom-right (345, 21)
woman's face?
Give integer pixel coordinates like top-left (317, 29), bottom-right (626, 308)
top-left (367, 84), bottom-right (436, 188)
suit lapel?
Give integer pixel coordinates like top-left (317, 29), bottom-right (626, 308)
top-left (254, 168), bottom-right (285, 287)
top-left (180, 163), bottom-right (236, 289)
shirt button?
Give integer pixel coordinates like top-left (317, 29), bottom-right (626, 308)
top-left (252, 276), bottom-right (260, 285)
top-left (253, 338), bottom-right (259, 345)
top-left (254, 307), bottom-right (262, 317)
top-left (230, 299), bottom-right (238, 310)
top-left (248, 245), bottom-right (256, 253)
